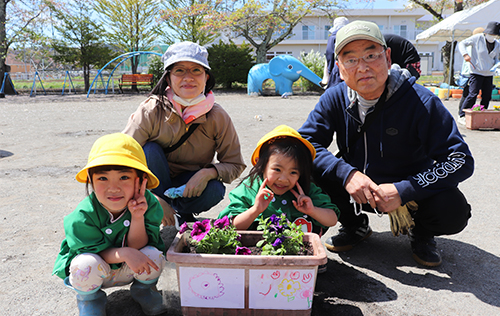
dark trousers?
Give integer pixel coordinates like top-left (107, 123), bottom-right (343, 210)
top-left (315, 175), bottom-right (471, 238)
top-left (459, 74), bottom-right (493, 117)
top-left (458, 82), bottom-right (470, 116)
top-left (143, 142), bottom-right (225, 220)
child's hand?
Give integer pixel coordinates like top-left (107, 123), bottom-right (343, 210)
top-left (291, 182), bottom-right (314, 215)
top-left (128, 177), bottom-right (148, 219)
top-left (125, 248), bottom-right (159, 275)
top-left (255, 178), bottom-right (274, 213)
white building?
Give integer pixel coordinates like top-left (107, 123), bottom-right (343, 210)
top-left (228, 8), bottom-right (453, 74)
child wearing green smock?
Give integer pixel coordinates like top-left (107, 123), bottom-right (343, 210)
top-left (53, 133), bottom-right (167, 316)
top-left (219, 125), bottom-right (340, 236)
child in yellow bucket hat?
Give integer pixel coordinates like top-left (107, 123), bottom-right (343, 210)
top-left (53, 133), bottom-right (167, 316)
top-left (218, 125), bottom-right (340, 236)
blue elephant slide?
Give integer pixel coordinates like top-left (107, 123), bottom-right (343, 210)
top-left (247, 55), bottom-right (322, 96)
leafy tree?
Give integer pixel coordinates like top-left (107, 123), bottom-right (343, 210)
top-left (95, 0), bottom-right (162, 74)
top-left (1, 0), bottom-right (47, 94)
top-left (47, 0), bottom-right (115, 92)
top-left (207, 40), bottom-right (254, 89)
top-left (205, 0), bottom-right (330, 64)
top-left (160, 0), bottom-right (224, 46)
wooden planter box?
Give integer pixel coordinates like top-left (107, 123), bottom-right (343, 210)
top-left (464, 109), bottom-right (500, 130)
top-left (166, 231), bottom-right (327, 316)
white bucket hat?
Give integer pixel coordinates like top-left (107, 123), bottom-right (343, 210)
top-left (161, 41), bottom-right (211, 70)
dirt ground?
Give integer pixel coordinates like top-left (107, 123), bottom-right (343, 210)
top-left (1, 91), bottom-right (499, 316)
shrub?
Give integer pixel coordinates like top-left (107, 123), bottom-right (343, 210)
top-left (207, 40), bottom-right (255, 89)
top-left (299, 50), bottom-right (325, 92)
top-left (148, 56), bottom-right (164, 86)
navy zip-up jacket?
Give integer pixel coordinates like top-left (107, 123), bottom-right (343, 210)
top-left (299, 69), bottom-right (474, 205)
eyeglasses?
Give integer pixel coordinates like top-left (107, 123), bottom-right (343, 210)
top-left (338, 50), bottom-right (386, 69)
top-left (168, 67), bottom-right (206, 77)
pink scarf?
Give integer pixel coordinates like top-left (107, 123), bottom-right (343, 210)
top-left (166, 87), bottom-right (214, 124)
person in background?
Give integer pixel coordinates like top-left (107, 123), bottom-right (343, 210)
top-left (384, 33), bottom-right (421, 79)
top-left (457, 27), bottom-right (485, 116)
top-left (321, 17), bottom-right (350, 89)
top-left (123, 41), bottom-right (246, 227)
top-left (299, 20), bottom-right (474, 267)
top-left (457, 21), bottom-right (500, 125)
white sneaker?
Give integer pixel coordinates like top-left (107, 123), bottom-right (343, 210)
top-left (457, 116), bottom-right (466, 126)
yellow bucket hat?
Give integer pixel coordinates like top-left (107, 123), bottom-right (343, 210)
top-left (75, 133), bottom-right (159, 189)
top-left (251, 125), bottom-right (316, 166)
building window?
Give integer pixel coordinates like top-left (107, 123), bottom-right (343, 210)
top-left (393, 25), bottom-right (407, 38)
top-left (302, 25), bottom-right (315, 40)
top-left (378, 25), bottom-right (384, 33)
top-left (266, 51), bottom-right (293, 62)
top-left (324, 25), bottom-right (331, 39)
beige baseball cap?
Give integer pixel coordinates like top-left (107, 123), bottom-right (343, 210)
top-left (335, 20), bottom-right (386, 58)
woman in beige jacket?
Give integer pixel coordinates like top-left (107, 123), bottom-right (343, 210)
top-left (123, 41), bottom-right (246, 227)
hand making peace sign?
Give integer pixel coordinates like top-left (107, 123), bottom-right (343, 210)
top-left (291, 182), bottom-right (314, 215)
top-left (128, 177), bottom-right (148, 219)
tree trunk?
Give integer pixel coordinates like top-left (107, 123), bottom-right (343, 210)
top-left (0, 0), bottom-right (7, 97)
top-left (84, 64), bottom-right (90, 93)
top-left (131, 54), bottom-right (138, 91)
top-left (441, 41), bottom-right (457, 86)
top-left (255, 45), bottom-right (268, 64)
top-left (132, 54), bottom-right (139, 74)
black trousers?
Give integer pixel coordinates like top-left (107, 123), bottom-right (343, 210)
top-left (460, 74), bottom-right (493, 117)
top-left (315, 175), bottom-right (471, 238)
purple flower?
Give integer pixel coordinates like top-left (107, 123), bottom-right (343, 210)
top-left (268, 214), bottom-right (280, 225)
top-left (236, 234), bottom-right (242, 241)
top-left (275, 224), bottom-right (284, 234)
top-left (214, 216), bottom-right (230, 229)
top-left (272, 237), bottom-right (284, 247)
top-left (191, 220), bottom-right (212, 241)
top-left (235, 246), bottom-right (251, 255)
top-left (201, 219), bottom-right (212, 230)
top-left (179, 222), bottom-right (189, 234)
top-left (472, 104), bottom-right (485, 111)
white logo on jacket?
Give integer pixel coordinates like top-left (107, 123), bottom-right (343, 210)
top-left (413, 152), bottom-right (466, 188)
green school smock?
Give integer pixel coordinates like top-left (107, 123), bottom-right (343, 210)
top-left (52, 190), bottom-right (165, 279)
top-left (218, 177), bottom-right (340, 233)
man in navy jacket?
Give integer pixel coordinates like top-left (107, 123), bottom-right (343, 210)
top-left (299, 21), bottom-right (473, 267)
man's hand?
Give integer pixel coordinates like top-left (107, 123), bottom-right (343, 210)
top-left (344, 171), bottom-right (388, 209)
top-left (374, 183), bottom-right (402, 213)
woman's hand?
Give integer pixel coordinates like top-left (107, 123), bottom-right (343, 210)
top-left (128, 177), bottom-right (148, 220)
top-left (291, 182), bottom-right (314, 215)
top-left (183, 168), bottom-right (217, 198)
top-left (254, 178), bottom-right (274, 213)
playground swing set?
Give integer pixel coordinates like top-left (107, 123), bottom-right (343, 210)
top-left (0, 51), bottom-right (162, 98)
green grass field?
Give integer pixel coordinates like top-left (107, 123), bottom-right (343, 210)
top-left (10, 75), bottom-right (500, 93)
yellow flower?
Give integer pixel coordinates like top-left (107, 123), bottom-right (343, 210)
top-left (278, 279), bottom-right (301, 297)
